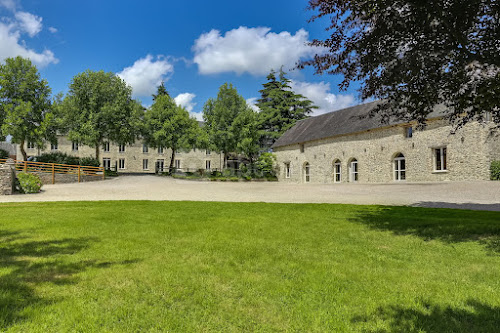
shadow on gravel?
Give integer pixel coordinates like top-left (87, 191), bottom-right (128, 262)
top-left (412, 201), bottom-right (500, 212)
top-left (352, 299), bottom-right (500, 333)
top-left (350, 206), bottom-right (500, 254)
top-left (0, 230), bottom-right (139, 329)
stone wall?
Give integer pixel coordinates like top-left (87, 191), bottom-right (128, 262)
top-left (274, 120), bottom-right (498, 184)
top-left (0, 159), bottom-right (16, 195)
top-left (33, 172), bottom-right (103, 185)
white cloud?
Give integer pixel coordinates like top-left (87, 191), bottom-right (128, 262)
top-left (48, 27), bottom-right (57, 33)
top-left (0, 22), bottom-right (58, 67)
top-left (0, 0), bottom-right (17, 10)
top-left (290, 80), bottom-right (356, 116)
top-left (117, 55), bottom-right (174, 97)
top-left (15, 11), bottom-right (42, 37)
top-left (193, 27), bottom-right (324, 76)
top-left (174, 93), bottom-right (196, 112)
top-left (190, 111), bottom-right (203, 121)
top-left (246, 97), bottom-right (260, 112)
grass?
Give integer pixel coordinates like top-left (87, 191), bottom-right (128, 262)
top-left (0, 201), bottom-right (499, 332)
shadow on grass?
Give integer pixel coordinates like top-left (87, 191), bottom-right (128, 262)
top-left (0, 230), bottom-right (139, 329)
top-left (350, 206), bottom-right (500, 254)
top-left (352, 299), bottom-right (500, 332)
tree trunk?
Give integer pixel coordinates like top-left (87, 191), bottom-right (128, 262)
top-left (223, 151), bottom-right (227, 169)
top-left (95, 143), bottom-right (100, 161)
top-left (20, 139), bottom-right (27, 161)
top-left (169, 148), bottom-right (176, 175)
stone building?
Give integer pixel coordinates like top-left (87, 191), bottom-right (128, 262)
top-left (272, 101), bottom-right (499, 183)
top-left (18, 135), bottom-right (223, 174)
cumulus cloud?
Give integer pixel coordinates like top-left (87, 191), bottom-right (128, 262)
top-left (193, 27), bottom-right (324, 76)
top-left (15, 11), bottom-right (42, 37)
top-left (48, 26), bottom-right (57, 33)
top-left (0, 23), bottom-right (57, 67)
top-left (290, 80), bottom-right (356, 116)
top-left (246, 97), bottom-right (260, 112)
top-left (117, 55), bottom-right (174, 97)
top-left (174, 93), bottom-right (196, 112)
top-left (0, 0), bottom-right (17, 10)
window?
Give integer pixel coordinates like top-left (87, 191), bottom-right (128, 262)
top-left (434, 147), bottom-right (447, 171)
top-left (206, 149), bottom-right (211, 155)
top-left (156, 159), bottom-right (164, 173)
top-left (405, 126), bottom-right (413, 138)
top-left (349, 159), bottom-right (358, 182)
top-left (103, 142), bottom-right (110, 152)
top-left (304, 162), bottom-right (310, 183)
top-left (174, 159), bottom-right (181, 169)
top-left (205, 160), bottom-right (211, 170)
top-left (333, 160), bottom-right (342, 183)
top-left (300, 144), bottom-right (305, 153)
top-left (51, 141), bottom-right (58, 151)
top-left (102, 158), bottom-right (111, 170)
top-left (119, 158), bottom-right (125, 170)
top-left (158, 147), bottom-right (164, 154)
top-left (394, 153), bottom-right (406, 181)
top-left (27, 141), bottom-right (35, 149)
top-left (285, 163), bottom-right (291, 179)
top-left (119, 144), bottom-right (126, 153)
top-left (143, 144), bottom-right (148, 153)
top-left (72, 141), bottom-right (79, 151)
top-left (143, 159), bottom-right (149, 170)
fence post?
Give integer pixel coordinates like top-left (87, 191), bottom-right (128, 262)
top-left (52, 163), bottom-right (55, 184)
top-left (24, 161), bottom-right (27, 172)
top-left (102, 167), bottom-right (105, 180)
top-left (78, 165), bottom-right (81, 183)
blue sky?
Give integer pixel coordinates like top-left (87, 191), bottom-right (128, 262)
top-left (0, 0), bottom-right (361, 119)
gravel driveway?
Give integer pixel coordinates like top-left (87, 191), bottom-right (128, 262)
top-left (1, 175), bottom-right (499, 211)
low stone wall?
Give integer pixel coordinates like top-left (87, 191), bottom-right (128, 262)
top-left (0, 159), bottom-right (16, 195)
top-left (30, 172), bottom-right (104, 185)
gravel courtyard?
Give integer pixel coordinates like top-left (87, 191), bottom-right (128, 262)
top-left (1, 175), bottom-right (499, 211)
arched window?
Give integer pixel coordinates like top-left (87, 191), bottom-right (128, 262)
top-left (394, 153), bottom-right (406, 181)
top-left (333, 159), bottom-right (342, 183)
top-left (349, 158), bottom-right (358, 182)
top-left (304, 162), bottom-right (310, 183)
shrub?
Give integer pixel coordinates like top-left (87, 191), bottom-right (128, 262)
top-left (37, 152), bottom-right (80, 165)
top-left (491, 161), bottom-right (500, 180)
top-left (17, 172), bottom-right (42, 194)
top-left (229, 177), bottom-right (239, 182)
top-left (0, 148), bottom-right (9, 159)
top-left (104, 169), bottom-right (118, 177)
top-left (256, 153), bottom-right (278, 177)
top-left (80, 156), bottom-right (100, 167)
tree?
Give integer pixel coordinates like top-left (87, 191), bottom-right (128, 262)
top-left (203, 83), bottom-right (253, 167)
top-left (256, 69), bottom-right (317, 147)
top-left (63, 70), bottom-right (142, 160)
top-left (232, 108), bottom-right (260, 163)
top-left (302, 0), bottom-right (500, 127)
top-left (152, 81), bottom-right (169, 100)
top-left (0, 56), bottom-right (55, 160)
top-left (142, 94), bottom-right (199, 174)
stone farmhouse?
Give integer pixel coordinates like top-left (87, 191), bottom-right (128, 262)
top-left (272, 101), bottom-right (499, 183)
top-left (18, 135), bottom-right (223, 174)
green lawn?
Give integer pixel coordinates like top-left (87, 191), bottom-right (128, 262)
top-left (0, 201), bottom-right (499, 332)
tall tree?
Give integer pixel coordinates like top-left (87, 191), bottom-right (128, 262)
top-left (203, 83), bottom-right (253, 167)
top-left (302, 0), bottom-right (500, 127)
top-left (152, 81), bottom-right (169, 101)
top-left (142, 94), bottom-right (199, 174)
top-left (0, 56), bottom-right (54, 160)
top-left (232, 108), bottom-right (260, 163)
top-left (256, 69), bottom-right (317, 147)
top-left (63, 70), bottom-right (142, 160)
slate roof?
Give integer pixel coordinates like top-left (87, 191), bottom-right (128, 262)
top-left (272, 101), bottom-right (447, 149)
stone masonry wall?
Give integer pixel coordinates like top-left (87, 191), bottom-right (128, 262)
top-left (0, 160), bottom-right (16, 195)
top-left (274, 120), bottom-right (497, 184)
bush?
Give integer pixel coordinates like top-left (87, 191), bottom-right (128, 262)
top-left (37, 152), bottom-right (80, 165)
top-left (105, 169), bottom-right (118, 177)
top-left (256, 153), bottom-right (277, 177)
top-left (491, 161), bottom-right (500, 180)
top-left (0, 148), bottom-right (9, 159)
top-left (229, 177), bottom-right (239, 182)
top-left (80, 156), bottom-right (100, 167)
top-left (17, 172), bottom-right (42, 194)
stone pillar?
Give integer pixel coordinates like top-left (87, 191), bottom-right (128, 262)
top-left (0, 158), bottom-right (16, 195)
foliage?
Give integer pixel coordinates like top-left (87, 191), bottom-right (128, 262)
top-left (152, 81), bottom-right (169, 100)
top-left (232, 108), bottom-right (260, 162)
top-left (0, 56), bottom-right (56, 160)
top-left (36, 152), bottom-right (100, 167)
top-left (256, 69), bottom-right (317, 147)
top-left (16, 172), bottom-right (42, 193)
top-left (491, 161), bottom-right (500, 180)
top-left (203, 83), bottom-right (257, 165)
top-left (303, 0), bottom-right (500, 127)
top-left (104, 169), bottom-right (119, 177)
top-left (142, 94), bottom-right (200, 174)
top-left (79, 156), bottom-right (100, 167)
top-left (0, 148), bottom-right (8, 159)
top-left (255, 152), bottom-right (277, 177)
top-left (63, 70), bottom-right (143, 160)
top-left (0, 201), bottom-right (499, 331)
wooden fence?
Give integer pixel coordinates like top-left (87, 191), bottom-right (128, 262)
top-left (0, 159), bottom-right (105, 184)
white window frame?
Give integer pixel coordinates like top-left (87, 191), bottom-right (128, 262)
top-left (158, 147), bottom-right (164, 154)
top-left (349, 159), bottom-right (358, 182)
top-left (102, 158), bottom-right (111, 170)
top-left (405, 126), bottom-right (413, 138)
top-left (143, 159), bottom-right (149, 170)
top-left (72, 141), bottom-right (79, 151)
top-left (51, 141), bottom-right (58, 151)
top-left (27, 141), bottom-right (36, 149)
top-left (118, 158), bottom-right (125, 170)
top-left (119, 144), bottom-right (126, 153)
top-left (143, 144), bottom-right (148, 153)
top-left (157, 159), bottom-right (165, 173)
top-left (206, 149), bottom-right (211, 155)
top-left (285, 163), bottom-right (291, 179)
top-left (394, 154), bottom-right (406, 181)
top-left (334, 161), bottom-right (342, 183)
top-left (205, 160), bottom-right (211, 170)
top-left (103, 142), bottom-right (110, 152)
top-left (174, 159), bottom-right (181, 169)
top-left (434, 147), bottom-right (447, 172)
top-left (304, 163), bottom-right (310, 183)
